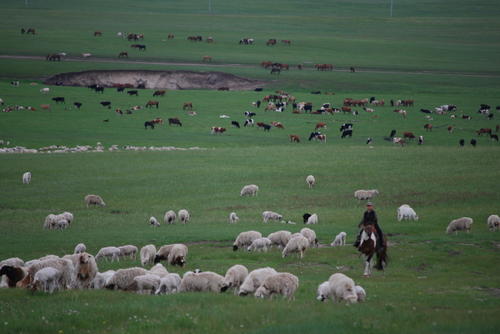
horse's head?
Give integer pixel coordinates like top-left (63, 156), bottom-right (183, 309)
top-left (363, 224), bottom-right (377, 235)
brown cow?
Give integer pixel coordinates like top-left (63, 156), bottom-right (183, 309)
top-left (40, 104), bottom-right (51, 111)
top-left (448, 126), bottom-right (454, 133)
top-left (403, 132), bottom-right (415, 140)
top-left (153, 90), bottom-right (166, 97)
top-left (271, 121), bottom-right (284, 129)
top-left (315, 122), bottom-right (327, 130)
top-left (424, 124), bottom-right (433, 131)
top-left (146, 101), bottom-right (159, 108)
top-left (202, 56), bottom-right (212, 62)
top-left (476, 128), bottom-right (492, 135)
top-left (94, 31), bottom-right (102, 37)
top-left (211, 126), bottom-right (226, 134)
top-left (289, 135), bottom-right (300, 142)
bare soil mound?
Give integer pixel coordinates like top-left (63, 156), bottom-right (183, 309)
top-left (44, 70), bottom-right (264, 90)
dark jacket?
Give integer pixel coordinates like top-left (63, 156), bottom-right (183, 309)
top-left (359, 210), bottom-right (383, 243)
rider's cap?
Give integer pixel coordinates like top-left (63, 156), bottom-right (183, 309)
top-left (366, 202), bottom-right (374, 207)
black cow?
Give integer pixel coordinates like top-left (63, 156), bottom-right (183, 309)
top-left (263, 124), bottom-right (271, 131)
top-left (470, 139), bottom-right (477, 147)
top-left (127, 90), bottom-right (139, 96)
top-left (168, 118), bottom-right (182, 126)
top-left (116, 87), bottom-right (125, 92)
top-left (459, 139), bottom-right (465, 146)
top-left (231, 121), bottom-right (240, 128)
top-left (490, 134), bottom-right (499, 142)
top-left (341, 129), bottom-right (353, 138)
top-left (144, 121), bottom-right (155, 129)
top-left (254, 88), bottom-right (263, 92)
top-left (244, 111), bottom-right (256, 118)
top-left (244, 119), bottom-right (254, 127)
top-left (389, 129), bottom-right (396, 138)
top-left (74, 102), bottom-right (82, 109)
top-left (52, 97), bottom-right (65, 104)
top-left (420, 109), bottom-right (432, 114)
top-left (304, 104), bottom-right (313, 113)
top-left (100, 101), bottom-right (111, 109)
top-left (340, 123), bottom-right (353, 132)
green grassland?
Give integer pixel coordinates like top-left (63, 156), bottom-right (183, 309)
top-left (1, 1), bottom-right (500, 333)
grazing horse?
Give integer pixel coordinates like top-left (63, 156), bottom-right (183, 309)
top-left (118, 51), bottom-right (128, 58)
top-left (144, 121), bottom-right (155, 129)
top-left (127, 90), bottom-right (139, 96)
top-left (350, 67), bottom-right (356, 73)
top-left (357, 225), bottom-right (388, 277)
top-left (266, 39), bottom-right (277, 46)
top-left (270, 68), bottom-right (281, 75)
top-left (94, 31), bottom-right (102, 37)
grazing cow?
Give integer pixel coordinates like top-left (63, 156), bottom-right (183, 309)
top-left (270, 68), bottom-right (280, 75)
top-left (206, 37), bottom-right (215, 43)
top-left (490, 134), bottom-right (499, 142)
top-left (144, 121), bottom-right (155, 129)
top-left (315, 122), bottom-right (327, 130)
top-left (459, 139), bottom-right (465, 146)
top-left (211, 126), bottom-right (226, 134)
top-left (183, 102), bottom-right (193, 110)
top-left (394, 109), bottom-right (407, 118)
top-left (202, 56), bottom-right (212, 62)
top-left (470, 139), bottom-right (477, 147)
top-left (271, 121), bottom-right (284, 129)
top-left (393, 137), bottom-right (406, 146)
top-left (146, 101), bottom-right (159, 108)
top-left (476, 128), bottom-right (492, 136)
top-left (403, 132), bottom-right (415, 140)
top-left (151, 118), bottom-right (163, 125)
top-left (94, 31), bottom-right (102, 37)
top-left (244, 111), bottom-right (256, 118)
top-left (168, 118), bottom-right (182, 126)
top-left (448, 126), bottom-right (454, 133)
top-left (314, 134), bottom-right (327, 142)
top-left (130, 44), bottom-right (146, 51)
top-left (240, 38), bottom-right (254, 45)
top-left (341, 106), bottom-right (351, 113)
top-left (244, 119), bottom-right (254, 127)
top-left (462, 115), bottom-right (471, 120)
top-left (350, 66), bottom-right (355, 73)
top-left (46, 54), bottom-right (61, 61)
top-left (340, 123), bottom-right (353, 132)
top-left (118, 51), bottom-right (128, 58)
top-left (266, 39), bottom-right (277, 46)
top-left (389, 129), bottom-right (396, 138)
top-left (424, 124), bottom-right (433, 131)
top-left (420, 109), bottom-right (432, 114)
top-left (168, 34), bottom-right (175, 39)
top-left (74, 102), bottom-right (82, 109)
top-left (281, 40), bottom-right (291, 45)
top-left (341, 130), bottom-right (353, 138)
top-left (289, 135), bottom-right (300, 143)
top-left (231, 121), bottom-right (240, 128)
top-left (153, 90), bottom-right (166, 97)
top-left (366, 137), bottom-right (373, 145)
top-left (100, 101), bottom-right (111, 109)
top-left (263, 124), bottom-right (271, 131)
top-left (52, 97), bottom-right (65, 104)
top-left (127, 90), bottom-right (139, 96)
top-left (364, 107), bottom-right (375, 113)
top-left (40, 104), bottom-right (51, 111)
top-left (11, 81), bottom-right (20, 87)
top-left (81, 53), bottom-right (92, 58)
top-left (418, 136), bottom-right (424, 145)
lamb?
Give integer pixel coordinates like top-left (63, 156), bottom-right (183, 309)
top-left (233, 231), bottom-right (262, 251)
top-left (254, 272), bottom-right (299, 300)
top-left (267, 230), bottom-right (292, 249)
top-left (134, 274), bottom-right (161, 294)
top-left (221, 264), bottom-right (248, 293)
top-left (247, 237), bottom-right (272, 252)
top-left (282, 234), bottom-right (309, 258)
top-left (31, 267), bottom-right (62, 293)
top-left (91, 270), bottom-right (115, 289)
top-left (140, 244), bottom-right (156, 266)
top-left (148, 263), bottom-right (169, 278)
top-left (487, 214), bottom-right (500, 231)
top-left (446, 217), bottom-right (473, 234)
top-left (397, 204), bottom-right (419, 221)
top-left (355, 285), bottom-right (367, 302)
top-left (105, 267), bottom-right (147, 291)
top-left (316, 273), bottom-right (358, 303)
top-left (238, 267), bottom-right (278, 296)
top-left (304, 213), bottom-right (318, 225)
top-left (331, 232), bottom-right (347, 247)
top-left (300, 227), bottom-right (318, 247)
top-left (84, 194), bottom-right (106, 207)
top-left (150, 216), bottom-right (160, 227)
top-left (240, 184), bottom-right (259, 196)
top-left (118, 245), bottom-right (138, 260)
top-left (22, 171), bottom-right (31, 184)
top-left (262, 211), bottom-right (283, 223)
top-left (178, 209), bottom-right (190, 224)
top-left (95, 246), bottom-right (121, 262)
top-left (179, 271), bottom-right (225, 293)
top-left (229, 212), bottom-right (240, 224)
top-left (154, 243), bottom-right (188, 266)
top-left (306, 175), bottom-right (316, 188)
top-left (155, 273), bottom-right (182, 294)
top-left (20, 258), bottom-right (74, 290)
top-left (164, 210), bottom-right (176, 224)
top-left (354, 189), bottom-right (379, 200)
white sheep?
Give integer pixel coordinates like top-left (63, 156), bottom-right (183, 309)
top-left (150, 216), bottom-right (160, 227)
top-left (0, 257), bottom-right (24, 268)
top-left (355, 285), bottom-right (366, 302)
top-left (229, 212), bottom-right (240, 224)
top-left (238, 267), bottom-right (278, 296)
top-left (164, 210), bottom-right (176, 224)
top-left (221, 264), bottom-right (248, 293)
top-left (134, 274), bottom-right (161, 294)
top-left (397, 204), bottom-right (418, 221)
top-left (148, 263), bottom-right (169, 278)
top-left (240, 184), bottom-right (259, 196)
top-left (140, 244), bottom-right (156, 266)
top-left (282, 234), bottom-right (309, 258)
top-left (233, 231), bottom-right (262, 251)
top-left (31, 267), bottom-right (62, 293)
top-left (155, 244), bottom-right (188, 266)
top-left (22, 171), bottom-right (31, 184)
top-left (60, 212), bottom-right (74, 224)
top-left (487, 214), bottom-right (500, 231)
top-left (92, 270), bottom-right (115, 289)
top-left (317, 273), bottom-right (358, 303)
top-left (267, 230), bottom-right (292, 249)
top-left (84, 194), bottom-right (106, 207)
top-left (354, 189), bottom-right (379, 200)
top-left (55, 219), bottom-right (69, 230)
top-left (105, 267), bottom-right (147, 291)
top-left (254, 273), bottom-right (299, 300)
top-left (118, 245), bottom-right (138, 260)
top-left (180, 271), bottom-right (225, 293)
top-left (26, 258), bottom-right (74, 290)
top-left (306, 175), bottom-right (315, 188)
top-left (446, 217), bottom-right (473, 234)
top-left (331, 232), bottom-right (347, 247)
top-left (262, 211), bottom-right (283, 223)
top-left (155, 273), bottom-right (182, 294)
top-left (300, 227), bottom-right (318, 248)
top-left (178, 209), bottom-right (190, 224)
top-left (43, 214), bottom-right (58, 229)
top-left (40, 87), bottom-right (50, 94)
top-left (247, 237), bottom-right (272, 252)
top-left (71, 252), bottom-right (98, 289)
top-left (95, 246), bottom-right (121, 262)
top-left (305, 213), bottom-right (318, 225)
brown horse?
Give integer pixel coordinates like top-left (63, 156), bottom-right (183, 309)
top-left (357, 225), bottom-right (388, 277)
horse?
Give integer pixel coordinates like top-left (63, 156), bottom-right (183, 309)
top-left (357, 225), bottom-right (388, 277)
top-left (270, 68), bottom-right (281, 75)
top-left (144, 121), bottom-right (155, 129)
top-left (168, 118), bottom-right (182, 126)
top-left (94, 31), bottom-right (102, 37)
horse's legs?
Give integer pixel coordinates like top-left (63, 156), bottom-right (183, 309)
top-left (363, 255), bottom-right (373, 277)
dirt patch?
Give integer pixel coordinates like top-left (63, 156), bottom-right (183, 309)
top-left (474, 286), bottom-right (500, 298)
top-left (44, 70), bottom-right (265, 90)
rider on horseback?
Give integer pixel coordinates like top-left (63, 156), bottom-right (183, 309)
top-left (353, 202), bottom-right (384, 249)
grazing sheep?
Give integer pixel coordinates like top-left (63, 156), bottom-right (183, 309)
top-left (92, 270), bottom-right (116, 289)
top-left (0, 265), bottom-right (26, 288)
top-left (148, 263), bottom-right (169, 278)
top-left (21, 258), bottom-right (74, 290)
top-left (0, 257), bottom-right (24, 268)
top-left (221, 264), bottom-right (248, 293)
top-left (306, 175), bottom-right (316, 188)
top-left (84, 194), bottom-right (106, 207)
top-left (180, 271), bottom-right (225, 293)
top-left (118, 245), bottom-right (138, 260)
top-left (229, 212), bottom-right (240, 224)
top-left (282, 234), bottom-right (309, 258)
top-left (55, 219), bottom-right (69, 230)
top-left (354, 189), bottom-right (379, 200)
top-left (60, 211), bottom-right (74, 224)
top-left (178, 209), bottom-right (190, 224)
top-left (317, 273), bottom-right (358, 303)
top-left (262, 211), bottom-right (283, 223)
top-left (154, 244), bottom-right (188, 266)
top-left (446, 217), bottom-right (474, 234)
top-left (105, 267), bottom-right (147, 291)
top-left (487, 214), bottom-right (500, 231)
top-left (22, 171), bottom-right (31, 184)
top-left (397, 204), bottom-right (419, 221)
top-left (267, 230), bottom-right (292, 249)
top-left (240, 184), bottom-right (259, 196)
top-left (233, 231), bottom-right (262, 251)
top-left (31, 267), bottom-right (62, 293)
top-left (140, 244), bottom-right (156, 266)
top-left (238, 267), bottom-right (278, 296)
top-left (150, 216), bottom-right (160, 227)
top-left (164, 210), bottom-right (176, 224)
top-left (155, 273), bottom-right (182, 294)
top-left (331, 232), bottom-right (347, 247)
top-left (43, 212), bottom-right (74, 230)
top-left (247, 237), bottom-right (272, 252)
top-left (254, 273), bottom-right (299, 300)
top-left (316, 281), bottom-right (331, 302)
top-left (355, 285), bottom-right (367, 302)
top-left (305, 213), bottom-right (318, 225)
top-left (300, 227), bottom-right (318, 248)
top-left (95, 246), bottom-right (121, 262)
top-left (134, 274), bottom-right (161, 294)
